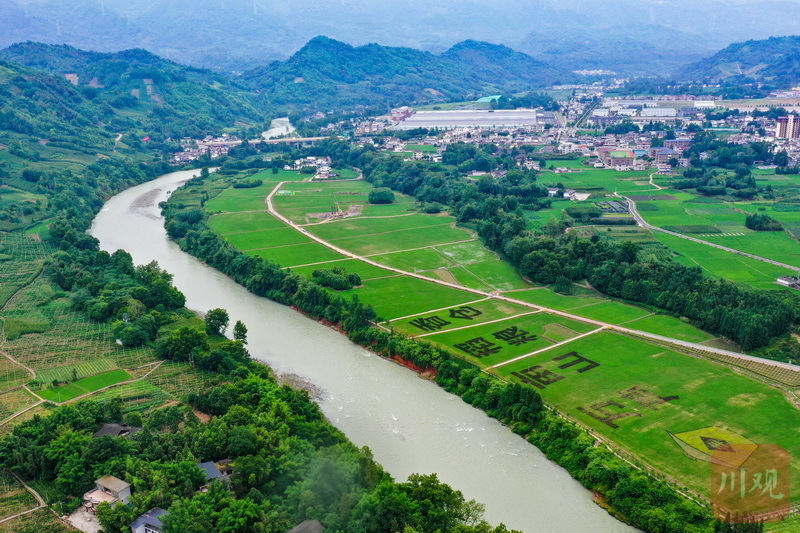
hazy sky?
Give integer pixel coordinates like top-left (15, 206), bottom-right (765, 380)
top-left (3, 0), bottom-right (800, 72)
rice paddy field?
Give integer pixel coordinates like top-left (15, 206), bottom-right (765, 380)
top-left (492, 331), bottom-right (800, 497)
top-left (187, 167), bottom-right (800, 504)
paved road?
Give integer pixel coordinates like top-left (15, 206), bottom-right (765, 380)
top-left (266, 182), bottom-right (800, 374)
top-left (617, 193), bottom-right (800, 272)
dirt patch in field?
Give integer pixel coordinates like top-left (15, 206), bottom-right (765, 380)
top-left (308, 203), bottom-right (363, 221)
top-left (193, 409), bottom-right (212, 423)
top-left (432, 268), bottom-right (459, 285)
top-left (727, 393), bottom-right (765, 408)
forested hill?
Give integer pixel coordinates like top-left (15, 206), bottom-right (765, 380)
top-left (241, 35), bottom-right (571, 110)
top-left (0, 42), bottom-right (270, 139)
top-left (679, 35), bottom-right (800, 85)
top-left (0, 59), bottom-right (117, 152)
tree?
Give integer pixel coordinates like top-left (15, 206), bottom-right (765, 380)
top-left (233, 320), bottom-right (248, 344)
top-left (155, 327), bottom-right (210, 362)
top-left (205, 308), bottom-right (230, 336)
top-left (368, 187), bottom-right (395, 204)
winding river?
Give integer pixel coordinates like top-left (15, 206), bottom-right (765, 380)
top-left (90, 169), bottom-right (636, 533)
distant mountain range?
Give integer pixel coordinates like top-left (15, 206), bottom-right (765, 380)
top-left (679, 35), bottom-right (800, 86)
top-left (241, 36), bottom-right (569, 109)
top-left (5, 0), bottom-right (800, 76)
top-left (5, 31), bottom-right (800, 127)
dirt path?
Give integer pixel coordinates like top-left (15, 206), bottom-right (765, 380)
top-left (266, 181), bottom-right (800, 375)
top-left (649, 172), bottom-right (664, 190)
top-left (0, 350), bottom-right (36, 379)
top-left (0, 470), bottom-right (47, 525)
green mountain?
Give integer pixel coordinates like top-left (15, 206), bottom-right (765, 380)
top-left (0, 42), bottom-right (269, 140)
top-left (679, 35), bottom-right (800, 85)
top-left (0, 59), bottom-right (116, 152)
top-left (241, 36), bottom-right (570, 110)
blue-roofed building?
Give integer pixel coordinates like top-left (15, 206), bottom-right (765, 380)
top-left (476, 95), bottom-right (501, 103)
top-left (199, 461), bottom-right (225, 482)
top-left (130, 507), bottom-right (168, 533)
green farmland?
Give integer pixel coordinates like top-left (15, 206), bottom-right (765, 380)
top-left (184, 167), bottom-right (800, 506)
top-left (38, 369), bottom-right (132, 403)
top-left (494, 332), bottom-right (800, 496)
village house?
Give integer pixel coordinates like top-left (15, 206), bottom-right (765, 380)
top-left (93, 423), bottom-right (142, 438)
top-left (83, 475), bottom-right (131, 513)
top-left (130, 507), bottom-right (168, 533)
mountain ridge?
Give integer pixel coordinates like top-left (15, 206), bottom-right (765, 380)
top-left (0, 42), bottom-right (269, 139)
top-left (241, 35), bottom-right (570, 110)
top-left (679, 35), bottom-right (800, 85)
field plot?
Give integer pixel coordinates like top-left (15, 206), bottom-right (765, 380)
top-left (495, 331), bottom-right (800, 494)
top-left (405, 144), bottom-right (438, 152)
top-left (341, 276), bottom-right (479, 320)
top-left (288, 259), bottom-right (396, 281)
top-left (0, 470), bottom-right (37, 520)
top-left (507, 288), bottom-right (608, 310)
top-left (567, 301), bottom-right (651, 324)
top-left (622, 315), bottom-right (713, 343)
top-left (0, 232), bottom-right (50, 308)
top-left (423, 312), bottom-right (598, 367)
top-left (145, 361), bottom-right (221, 400)
top-left (37, 369), bottom-right (132, 403)
top-left (0, 357), bottom-right (32, 392)
top-left (389, 298), bottom-right (530, 335)
top-left (654, 233), bottom-right (793, 289)
top-left (464, 260), bottom-right (530, 291)
top-left (246, 242), bottom-right (347, 267)
top-left (324, 224), bottom-right (473, 256)
top-left (208, 211), bottom-right (287, 234)
top-left (205, 190), bottom-right (270, 213)
top-left (0, 508), bottom-right (76, 532)
top-left (243, 169), bottom-right (310, 183)
top-left (35, 358), bottom-right (118, 385)
top-left (224, 227), bottom-right (312, 250)
top-left (273, 180), bottom-right (394, 224)
top-left (702, 231), bottom-right (800, 268)
top-left (0, 388), bottom-right (38, 422)
top-left (537, 162), bottom-right (654, 193)
top-left (309, 214), bottom-right (461, 240)
top-left (360, 200), bottom-right (418, 217)
top-left (91, 381), bottom-right (172, 413)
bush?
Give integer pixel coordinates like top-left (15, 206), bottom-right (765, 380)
top-left (232, 179), bottom-right (263, 189)
top-left (312, 266), bottom-right (361, 290)
top-left (368, 187), bottom-right (395, 204)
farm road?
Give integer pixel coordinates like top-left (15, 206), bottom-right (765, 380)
top-left (266, 181), bottom-right (800, 375)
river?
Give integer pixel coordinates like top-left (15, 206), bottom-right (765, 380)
top-left (89, 169), bottom-right (636, 533)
